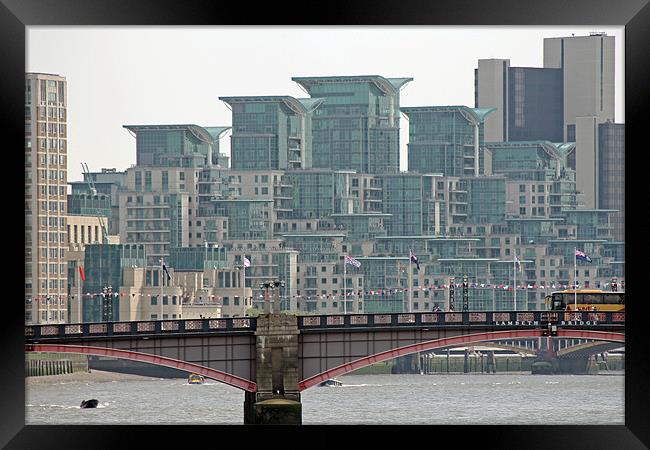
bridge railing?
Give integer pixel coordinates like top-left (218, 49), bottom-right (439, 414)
top-left (25, 316), bottom-right (257, 341)
top-left (297, 310), bottom-right (625, 330)
top-left (24, 311), bottom-right (624, 341)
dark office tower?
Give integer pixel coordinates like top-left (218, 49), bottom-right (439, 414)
top-left (475, 60), bottom-right (563, 143)
top-left (292, 76), bottom-right (413, 174)
top-left (402, 106), bottom-right (495, 177)
top-left (219, 96), bottom-right (323, 170)
top-left (598, 122), bottom-right (624, 242)
top-left (507, 68), bottom-right (563, 142)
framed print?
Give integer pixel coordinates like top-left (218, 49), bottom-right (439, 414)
top-left (2, 0), bottom-right (648, 447)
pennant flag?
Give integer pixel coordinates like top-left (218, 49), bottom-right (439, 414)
top-left (162, 261), bottom-right (171, 282)
top-left (409, 250), bottom-right (420, 270)
top-left (78, 265), bottom-right (86, 282)
top-left (345, 255), bottom-right (361, 268)
top-left (514, 254), bottom-right (522, 272)
top-left (575, 249), bottom-right (592, 263)
top-left (243, 257), bottom-right (251, 268)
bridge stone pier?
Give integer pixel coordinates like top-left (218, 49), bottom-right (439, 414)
top-left (244, 313), bottom-right (301, 424)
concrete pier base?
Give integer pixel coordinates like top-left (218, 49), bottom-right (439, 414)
top-left (255, 399), bottom-right (302, 425)
top-left (244, 392), bottom-right (302, 425)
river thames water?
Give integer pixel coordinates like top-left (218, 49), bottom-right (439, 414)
top-left (26, 372), bottom-right (624, 425)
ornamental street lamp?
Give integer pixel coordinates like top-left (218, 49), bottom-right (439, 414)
top-left (448, 277), bottom-right (455, 312)
top-left (462, 275), bottom-right (469, 312)
top-left (273, 280), bottom-right (285, 313)
top-left (259, 280), bottom-right (285, 314)
top-left (102, 285), bottom-right (113, 322)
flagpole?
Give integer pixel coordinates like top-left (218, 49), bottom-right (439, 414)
top-left (242, 263), bottom-right (246, 311)
top-left (513, 255), bottom-right (517, 312)
top-left (408, 253), bottom-right (413, 313)
top-left (160, 258), bottom-right (163, 321)
top-left (574, 247), bottom-right (577, 316)
top-left (343, 255), bottom-right (347, 315)
top-left (78, 265), bottom-right (82, 324)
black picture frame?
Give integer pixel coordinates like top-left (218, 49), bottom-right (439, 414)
top-left (2, 0), bottom-right (648, 447)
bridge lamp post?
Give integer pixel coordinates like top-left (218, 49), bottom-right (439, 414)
top-left (260, 281), bottom-right (272, 314)
top-left (272, 280), bottom-right (285, 313)
top-left (448, 277), bottom-right (455, 312)
top-left (102, 285), bottom-right (113, 322)
top-left (462, 275), bottom-right (469, 312)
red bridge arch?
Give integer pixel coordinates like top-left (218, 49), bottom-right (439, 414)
top-left (26, 344), bottom-right (257, 392)
top-left (298, 329), bottom-right (624, 391)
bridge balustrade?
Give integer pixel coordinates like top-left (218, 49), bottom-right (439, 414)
top-left (297, 311), bottom-right (624, 330)
top-left (24, 311), bottom-right (623, 342)
top-left (25, 316), bottom-right (257, 340)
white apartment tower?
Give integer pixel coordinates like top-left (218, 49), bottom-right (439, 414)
top-left (25, 73), bottom-right (68, 324)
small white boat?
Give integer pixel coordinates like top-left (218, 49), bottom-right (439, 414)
top-left (318, 378), bottom-right (343, 387)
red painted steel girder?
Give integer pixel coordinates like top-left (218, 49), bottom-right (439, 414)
top-left (27, 344), bottom-right (257, 392)
top-left (555, 329), bottom-right (625, 343)
top-left (298, 329), bottom-right (625, 391)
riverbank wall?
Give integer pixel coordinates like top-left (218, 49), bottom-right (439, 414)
top-left (25, 352), bottom-right (89, 377)
top-left (356, 353), bottom-right (625, 374)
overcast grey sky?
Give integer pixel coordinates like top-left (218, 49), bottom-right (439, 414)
top-left (26, 26), bottom-right (624, 182)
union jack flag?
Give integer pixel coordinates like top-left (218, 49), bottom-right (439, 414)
top-left (345, 255), bottom-right (361, 268)
top-left (575, 249), bottom-right (592, 263)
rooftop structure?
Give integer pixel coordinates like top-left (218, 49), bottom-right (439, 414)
top-left (219, 96), bottom-right (323, 170)
top-left (293, 75), bottom-right (412, 174)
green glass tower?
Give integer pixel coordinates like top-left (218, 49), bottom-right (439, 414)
top-left (380, 173), bottom-right (436, 236)
top-left (124, 124), bottom-right (221, 168)
top-left (401, 106), bottom-right (495, 177)
top-left (219, 96), bottom-right (323, 170)
top-left (292, 76), bottom-right (412, 174)
top-left (285, 169), bottom-right (356, 219)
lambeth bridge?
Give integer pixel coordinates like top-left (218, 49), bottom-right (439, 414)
top-left (25, 310), bottom-right (625, 424)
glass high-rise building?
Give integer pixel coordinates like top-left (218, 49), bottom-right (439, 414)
top-left (25, 73), bottom-right (68, 324)
top-left (285, 169), bottom-right (356, 219)
top-left (486, 141), bottom-right (577, 218)
top-left (124, 124), bottom-right (222, 169)
top-left (462, 176), bottom-right (506, 224)
top-left (597, 122), bottom-right (624, 242)
top-left (402, 106), bottom-right (495, 177)
top-left (219, 96), bottom-right (323, 170)
top-left (292, 76), bottom-right (412, 173)
top-left (82, 243), bottom-right (147, 322)
top-left (380, 173), bottom-right (437, 237)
